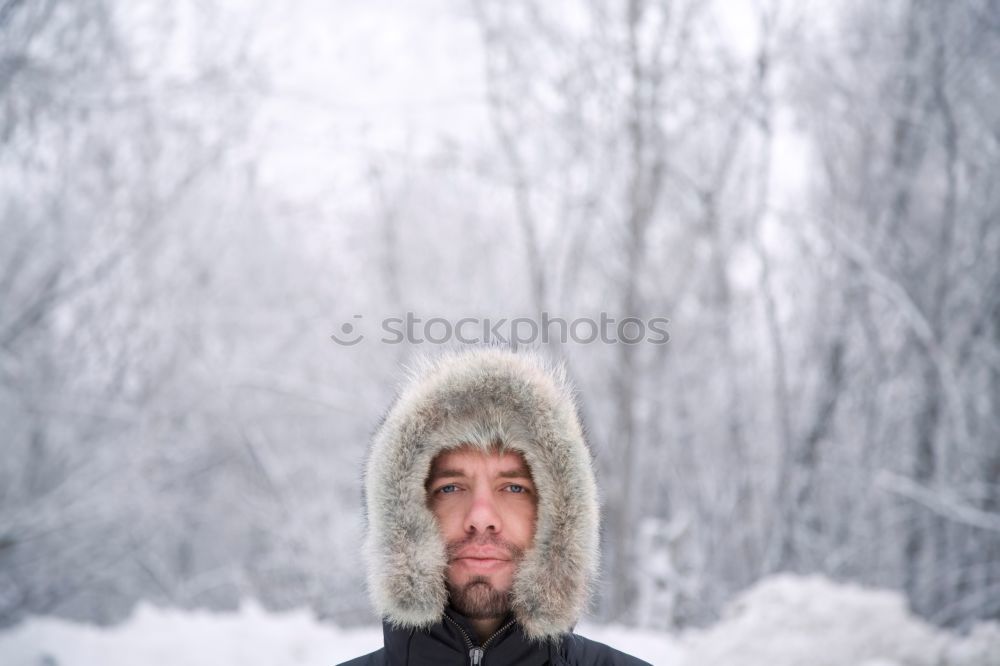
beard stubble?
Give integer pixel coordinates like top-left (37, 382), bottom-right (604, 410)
top-left (445, 533), bottom-right (525, 620)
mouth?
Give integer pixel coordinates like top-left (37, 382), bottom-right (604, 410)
top-left (454, 545), bottom-right (511, 559)
top-left (452, 556), bottom-right (512, 573)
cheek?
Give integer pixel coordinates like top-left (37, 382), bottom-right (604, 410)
top-left (431, 500), bottom-right (466, 538)
top-left (510, 501), bottom-right (538, 548)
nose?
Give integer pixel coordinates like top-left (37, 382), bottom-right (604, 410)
top-left (464, 487), bottom-right (503, 534)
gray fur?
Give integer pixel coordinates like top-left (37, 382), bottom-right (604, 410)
top-left (362, 346), bottom-right (600, 640)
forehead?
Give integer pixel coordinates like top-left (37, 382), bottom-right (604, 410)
top-left (427, 446), bottom-right (532, 477)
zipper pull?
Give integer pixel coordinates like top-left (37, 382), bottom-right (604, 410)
top-left (469, 646), bottom-right (485, 666)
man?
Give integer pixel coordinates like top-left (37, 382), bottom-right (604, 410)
top-left (340, 346), bottom-right (650, 665)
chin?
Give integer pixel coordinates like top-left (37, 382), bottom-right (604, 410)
top-left (451, 571), bottom-right (510, 591)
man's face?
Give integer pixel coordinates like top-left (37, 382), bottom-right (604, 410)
top-left (426, 446), bottom-right (537, 619)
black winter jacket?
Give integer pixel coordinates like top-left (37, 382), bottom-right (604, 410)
top-left (337, 607), bottom-right (652, 666)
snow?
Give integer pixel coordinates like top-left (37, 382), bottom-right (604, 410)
top-left (573, 622), bottom-right (683, 664)
top-left (1, 575), bottom-right (997, 666)
top-left (0, 602), bottom-right (382, 666)
top-left (674, 575), bottom-right (1000, 666)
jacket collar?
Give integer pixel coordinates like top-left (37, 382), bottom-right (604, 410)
top-left (382, 606), bottom-right (558, 665)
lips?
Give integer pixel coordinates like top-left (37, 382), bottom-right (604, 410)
top-left (453, 557), bottom-right (512, 574)
top-left (451, 547), bottom-right (514, 574)
top-left (454, 548), bottom-right (511, 561)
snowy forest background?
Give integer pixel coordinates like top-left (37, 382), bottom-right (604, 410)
top-left (2, 0), bottom-right (999, 644)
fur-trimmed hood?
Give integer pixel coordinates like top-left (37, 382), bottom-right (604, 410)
top-left (362, 346), bottom-right (600, 640)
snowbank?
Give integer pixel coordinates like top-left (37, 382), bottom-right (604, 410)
top-left (1, 575), bottom-right (997, 665)
top-left (0, 602), bottom-right (382, 666)
top-left (675, 574), bottom-right (1000, 666)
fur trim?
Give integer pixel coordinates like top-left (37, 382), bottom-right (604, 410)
top-left (363, 346), bottom-right (600, 640)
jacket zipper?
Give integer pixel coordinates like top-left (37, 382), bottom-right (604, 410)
top-left (443, 614), bottom-right (516, 666)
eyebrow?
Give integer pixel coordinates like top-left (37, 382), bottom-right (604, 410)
top-left (426, 467), bottom-right (533, 486)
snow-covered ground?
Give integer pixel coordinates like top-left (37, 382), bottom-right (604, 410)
top-left (1, 575), bottom-right (998, 665)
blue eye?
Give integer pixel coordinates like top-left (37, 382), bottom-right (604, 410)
top-left (438, 484), bottom-right (459, 494)
top-left (507, 484), bottom-right (526, 494)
